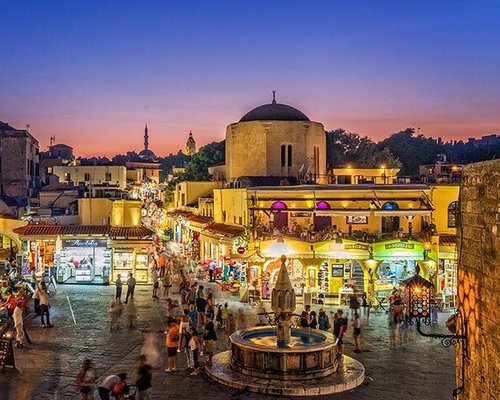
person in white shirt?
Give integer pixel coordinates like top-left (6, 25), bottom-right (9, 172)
top-left (97, 373), bottom-right (127, 400)
top-left (124, 273), bottom-right (136, 304)
top-left (13, 301), bottom-right (27, 347)
top-left (36, 282), bottom-right (53, 328)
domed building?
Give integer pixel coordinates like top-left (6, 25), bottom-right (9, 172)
top-left (225, 92), bottom-right (326, 183)
top-left (138, 124), bottom-right (156, 160)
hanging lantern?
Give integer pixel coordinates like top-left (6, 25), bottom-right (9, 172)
top-left (403, 272), bottom-right (434, 320)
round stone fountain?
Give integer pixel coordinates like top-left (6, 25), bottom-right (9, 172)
top-left (207, 255), bottom-right (365, 396)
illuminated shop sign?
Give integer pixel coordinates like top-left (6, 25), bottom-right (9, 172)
top-left (63, 239), bottom-right (107, 248)
top-left (385, 242), bottom-right (415, 250)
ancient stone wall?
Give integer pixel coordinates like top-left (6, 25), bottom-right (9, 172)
top-left (457, 160), bottom-right (499, 399)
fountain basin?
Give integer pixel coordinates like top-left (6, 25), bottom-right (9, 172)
top-left (230, 326), bottom-right (338, 380)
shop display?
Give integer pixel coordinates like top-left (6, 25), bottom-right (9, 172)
top-left (59, 239), bottom-right (108, 284)
top-left (135, 253), bottom-right (149, 283)
top-left (112, 251), bottom-right (134, 282)
top-left (318, 264), bottom-right (329, 294)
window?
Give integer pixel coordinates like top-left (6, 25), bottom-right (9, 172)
top-left (287, 145), bottom-right (292, 167)
top-left (47, 167), bottom-right (53, 174)
top-left (105, 172), bottom-right (112, 181)
top-left (281, 145), bottom-right (286, 167)
top-left (84, 173), bottom-right (91, 181)
top-left (181, 193), bottom-right (186, 206)
top-left (448, 201), bottom-right (458, 228)
top-left (64, 173), bottom-right (71, 182)
top-left (314, 146), bottom-right (320, 176)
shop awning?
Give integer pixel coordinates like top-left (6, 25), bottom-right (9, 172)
top-left (13, 224), bottom-right (154, 239)
top-left (259, 238), bottom-right (314, 258)
top-left (438, 235), bottom-right (457, 259)
top-left (231, 251), bottom-right (266, 263)
top-left (372, 239), bottom-right (425, 260)
top-left (314, 239), bottom-right (371, 259)
top-left (203, 223), bottom-right (245, 238)
top-left (314, 210), bottom-right (372, 217)
top-left (372, 209), bottom-right (432, 217)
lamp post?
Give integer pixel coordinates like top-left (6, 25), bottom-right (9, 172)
top-left (380, 165), bottom-right (387, 184)
top-left (403, 267), bottom-right (468, 398)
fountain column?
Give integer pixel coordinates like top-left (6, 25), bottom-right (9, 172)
top-left (271, 255), bottom-right (296, 347)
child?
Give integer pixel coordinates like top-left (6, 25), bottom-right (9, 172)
top-left (221, 303), bottom-right (229, 330)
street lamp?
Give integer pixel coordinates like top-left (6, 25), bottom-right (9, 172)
top-left (403, 267), bottom-right (468, 398)
top-left (380, 165), bottom-right (386, 184)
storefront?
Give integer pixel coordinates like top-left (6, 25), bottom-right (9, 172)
top-left (314, 239), bottom-right (371, 304)
top-left (110, 242), bottom-right (150, 283)
top-left (59, 238), bottom-right (111, 283)
top-left (14, 225), bottom-right (154, 285)
top-left (437, 234), bottom-right (457, 308)
top-left (372, 239), bottom-right (425, 296)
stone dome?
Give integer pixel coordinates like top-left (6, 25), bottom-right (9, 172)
top-left (239, 102), bottom-right (310, 122)
top-left (138, 149), bottom-right (156, 159)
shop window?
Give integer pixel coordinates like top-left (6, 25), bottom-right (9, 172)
top-left (448, 201), bottom-right (458, 228)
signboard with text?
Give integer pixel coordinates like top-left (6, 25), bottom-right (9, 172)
top-left (62, 239), bottom-right (108, 248)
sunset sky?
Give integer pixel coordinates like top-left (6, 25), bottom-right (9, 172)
top-left (1, 1), bottom-right (499, 157)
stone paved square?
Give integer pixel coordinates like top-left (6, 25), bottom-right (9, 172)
top-left (0, 284), bottom-right (455, 400)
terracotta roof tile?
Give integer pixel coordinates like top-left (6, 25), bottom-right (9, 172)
top-left (13, 224), bottom-right (153, 238)
top-left (204, 223), bottom-right (245, 237)
top-left (440, 234), bottom-right (456, 245)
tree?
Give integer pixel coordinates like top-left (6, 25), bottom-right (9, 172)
top-left (326, 129), bottom-right (401, 169)
top-left (184, 140), bottom-right (225, 181)
top-left (375, 128), bottom-right (446, 175)
top-left (159, 150), bottom-right (191, 181)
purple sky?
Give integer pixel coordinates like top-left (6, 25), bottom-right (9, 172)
top-left (1, 1), bottom-right (499, 157)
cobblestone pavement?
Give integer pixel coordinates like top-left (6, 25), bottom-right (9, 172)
top-left (0, 283), bottom-right (456, 400)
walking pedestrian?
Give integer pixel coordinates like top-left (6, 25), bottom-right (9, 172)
top-left (97, 373), bottom-right (127, 400)
top-left (136, 354), bottom-right (153, 400)
top-left (165, 317), bottom-right (179, 372)
top-left (13, 301), bottom-right (27, 347)
top-left (309, 310), bottom-right (318, 329)
top-left (203, 313), bottom-right (217, 367)
top-left (162, 272), bottom-right (172, 298)
top-left (179, 310), bottom-right (193, 369)
top-left (300, 305), bottom-right (311, 327)
top-left (353, 312), bottom-right (362, 353)
top-left (189, 327), bottom-right (202, 376)
top-left (208, 260), bottom-right (216, 282)
top-left (152, 267), bottom-right (159, 299)
top-left (32, 281), bottom-right (41, 315)
top-left (124, 273), bottom-right (136, 304)
top-left (349, 294), bottom-right (360, 321)
top-left (115, 274), bottom-right (123, 303)
top-left (220, 302), bottom-right (229, 330)
top-left (332, 310), bottom-right (348, 358)
top-left (125, 297), bottom-right (137, 328)
top-left (195, 287), bottom-right (206, 314)
top-left (36, 281), bottom-right (53, 328)
top-left (76, 359), bottom-right (96, 400)
top-left (318, 309), bottom-right (331, 331)
top-left (206, 292), bottom-right (215, 320)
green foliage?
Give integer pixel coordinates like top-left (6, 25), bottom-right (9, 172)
top-left (326, 129), bottom-right (401, 169)
top-left (159, 150), bottom-right (191, 180)
top-left (184, 140), bottom-right (225, 181)
top-left (375, 128), bottom-right (446, 175)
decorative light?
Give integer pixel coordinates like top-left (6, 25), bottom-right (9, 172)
top-left (403, 266), bottom-right (468, 398)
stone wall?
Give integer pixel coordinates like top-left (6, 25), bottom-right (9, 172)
top-left (457, 160), bottom-right (500, 399)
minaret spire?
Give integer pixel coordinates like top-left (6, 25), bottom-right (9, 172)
top-left (144, 124), bottom-right (149, 150)
top-left (272, 90), bottom-right (276, 104)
